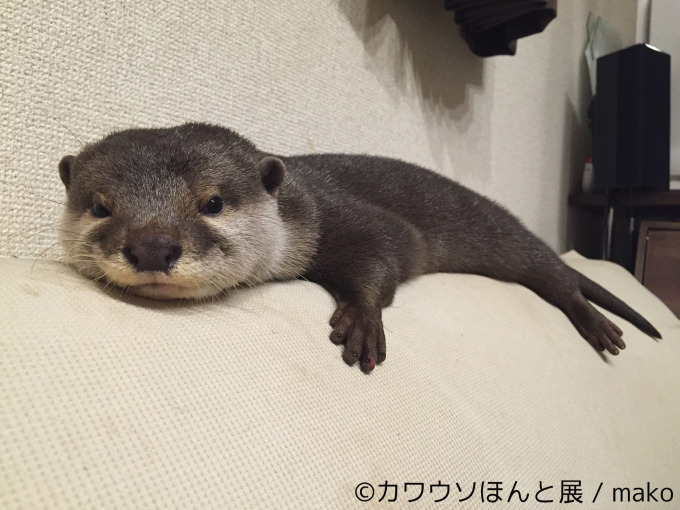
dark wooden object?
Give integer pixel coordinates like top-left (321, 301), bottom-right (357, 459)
top-left (569, 190), bottom-right (680, 210)
top-left (634, 221), bottom-right (680, 317)
top-left (569, 190), bottom-right (680, 316)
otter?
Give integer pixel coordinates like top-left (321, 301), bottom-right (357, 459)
top-left (58, 122), bottom-right (660, 372)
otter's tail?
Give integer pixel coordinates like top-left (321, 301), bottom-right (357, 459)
top-left (576, 270), bottom-right (662, 339)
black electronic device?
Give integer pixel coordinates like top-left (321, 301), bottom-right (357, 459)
top-left (593, 44), bottom-right (670, 191)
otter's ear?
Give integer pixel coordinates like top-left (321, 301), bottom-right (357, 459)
top-left (59, 155), bottom-right (75, 189)
top-left (256, 156), bottom-right (285, 197)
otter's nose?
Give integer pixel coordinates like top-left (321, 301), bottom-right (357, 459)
top-left (123, 234), bottom-right (183, 273)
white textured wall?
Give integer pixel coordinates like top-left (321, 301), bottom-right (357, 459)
top-left (1, 0), bottom-right (637, 259)
top-left (650, 0), bottom-right (680, 187)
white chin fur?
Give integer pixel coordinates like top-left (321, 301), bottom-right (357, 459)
top-left (91, 257), bottom-right (228, 300)
top-left (128, 282), bottom-right (220, 300)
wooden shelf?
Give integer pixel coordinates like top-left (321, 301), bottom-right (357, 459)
top-left (569, 190), bottom-right (680, 211)
top-left (616, 190), bottom-right (680, 208)
top-left (569, 189), bottom-right (680, 314)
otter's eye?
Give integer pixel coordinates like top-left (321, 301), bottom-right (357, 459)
top-left (92, 201), bottom-right (111, 218)
top-left (201, 196), bottom-right (223, 215)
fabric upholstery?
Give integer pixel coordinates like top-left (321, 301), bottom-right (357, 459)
top-left (1, 253), bottom-right (678, 508)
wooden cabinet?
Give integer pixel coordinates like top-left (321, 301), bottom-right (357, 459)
top-left (634, 221), bottom-right (680, 317)
top-left (569, 190), bottom-right (680, 318)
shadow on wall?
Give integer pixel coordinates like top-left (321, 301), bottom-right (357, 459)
top-left (336, 0), bottom-right (484, 120)
top-left (564, 54), bottom-right (600, 258)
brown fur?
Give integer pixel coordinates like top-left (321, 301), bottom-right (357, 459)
top-left (58, 123), bottom-right (661, 372)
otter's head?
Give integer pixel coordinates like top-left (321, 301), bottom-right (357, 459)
top-left (58, 123), bottom-right (287, 300)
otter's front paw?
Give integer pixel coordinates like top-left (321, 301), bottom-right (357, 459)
top-left (328, 302), bottom-right (386, 372)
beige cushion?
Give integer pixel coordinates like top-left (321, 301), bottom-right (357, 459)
top-left (1, 252), bottom-right (678, 508)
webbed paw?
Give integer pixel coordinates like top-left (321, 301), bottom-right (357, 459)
top-left (328, 302), bottom-right (386, 372)
top-left (571, 302), bottom-right (626, 355)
